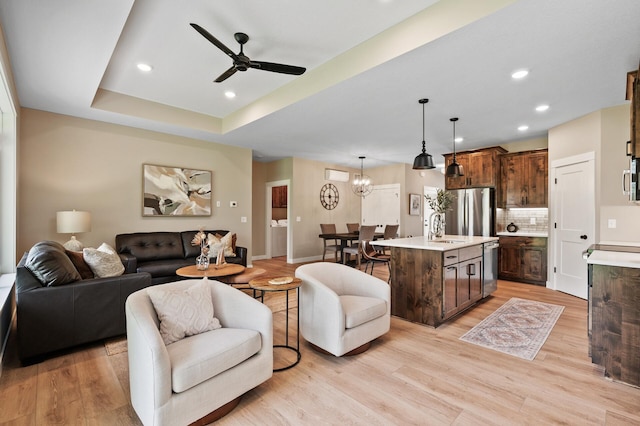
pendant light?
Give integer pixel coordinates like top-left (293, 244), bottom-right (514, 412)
top-left (352, 156), bottom-right (373, 198)
top-left (445, 117), bottom-right (465, 177)
top-left (412, 98), bottom-right (435, 170)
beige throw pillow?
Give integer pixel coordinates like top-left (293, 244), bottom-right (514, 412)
top-left (208, 232), bottom-right (236, 257)
top-left (83, 243), bottom-right (125, 278)
top-left (147, 279), bottom-right (222, 345)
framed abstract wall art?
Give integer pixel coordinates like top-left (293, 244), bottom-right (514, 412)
top-left (142, 164), bottom-right (212, 216)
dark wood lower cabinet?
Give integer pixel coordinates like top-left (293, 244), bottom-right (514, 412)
top-left (498, 236), bottom-right (547, 285)
top-left (590, 264), bottom-right (640, 387)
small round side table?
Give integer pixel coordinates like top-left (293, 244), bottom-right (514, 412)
top-left (249, 276), bottom-right (302, 372)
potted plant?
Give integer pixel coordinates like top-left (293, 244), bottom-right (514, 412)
top-left (424, 189), bottom-right (454, 239)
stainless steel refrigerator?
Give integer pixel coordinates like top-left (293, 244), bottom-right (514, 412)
top-left (444, 187), bottom-right (495, 237)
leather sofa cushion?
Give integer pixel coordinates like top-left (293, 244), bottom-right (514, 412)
top-left (116, 232), bottom-right (184, 261)
top-left (65, 249), bottom-right (94, 279)
top-left (340, 295), bottom-right (387, 329)
top-left (167, 327), bottom-right (261, 393)
top-left (25, 241), bottom-right (81, 287)
top-left (136, 259), bottom-right (192, 278)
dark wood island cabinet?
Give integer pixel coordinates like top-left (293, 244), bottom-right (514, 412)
top-left (587, 252), bottom-right (640, 388)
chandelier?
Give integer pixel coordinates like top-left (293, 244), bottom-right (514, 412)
top-left (352, 156), bottom-right (373, 198)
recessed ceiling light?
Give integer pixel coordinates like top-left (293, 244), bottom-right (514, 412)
top-left (535, 104), bottom-right (549, 112)
top-left (136, 63), bottom-right (153, 72)
top-left (454, 137), bottom-right (463, 143)
top-left (224, 91), bottom-right (236, 99)
top-left (518, 125), bottom-right (529, 131)
top-left (511, 69), bottom-right (529, 80)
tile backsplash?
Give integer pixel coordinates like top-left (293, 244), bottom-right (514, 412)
top-left (496, 208), bottom-right (548, 233)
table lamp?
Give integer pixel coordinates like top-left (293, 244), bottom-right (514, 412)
top-left (57, 210), bottom-right (91, 251)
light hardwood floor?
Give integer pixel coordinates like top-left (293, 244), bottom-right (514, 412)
top-left (1, 258), bottom-right (639, 425)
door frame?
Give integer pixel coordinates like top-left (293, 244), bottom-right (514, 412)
top-left (265, 179), bottom-right (291, 262)
top-left (549, 151), bottom-right (595, 293)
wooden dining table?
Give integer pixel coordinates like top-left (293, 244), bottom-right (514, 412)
top-left (318, 232), bottom-right (383, 261)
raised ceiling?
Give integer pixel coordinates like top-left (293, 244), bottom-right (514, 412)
top-left (1, 0), bottom-right (639, 169)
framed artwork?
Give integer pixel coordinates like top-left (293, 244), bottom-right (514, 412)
top-left (409, 193), bottom-right (421, 216)
top-left (142, 164), bottom-right (211, 216)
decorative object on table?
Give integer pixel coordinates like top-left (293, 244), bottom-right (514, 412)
top-left (215, 247), bottom-right (225, 268)
top-left (191, 228), bottom-right (212, 270)
top-left (56, 210), bottom-right (91, 251)
top-left (142, 163), bottom-right (211, 216)
top-left (268, 276), bottom-right (294, 285)
top-left (351, 156), bottom-right (373, 198)
top-left (409, 193), bottom-right (421, 216)
top-left (459, 297), bottom-right (564, 361)
top-left (445, 117), bottom-right (465, 177)
top-left (320, 183), bottom-right (339, 210)
top-left (424, 188), bottom-right (454, 239)
top-left (412, 98), bottom-right (435, 170)
top-left (506, 222), bottom-right (519, 232)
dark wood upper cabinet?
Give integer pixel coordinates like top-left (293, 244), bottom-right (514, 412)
top-left (498, 149), bottom-right (548, 208)
top-left (443, 146), bottom-right (506, 189)
top-left (272, 185), bottom-right (287, 208)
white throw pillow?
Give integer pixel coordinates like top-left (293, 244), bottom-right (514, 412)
top-left (147, 279), bottom-right (222, 346)
top-left (82, 243), bottom-right (125, 278)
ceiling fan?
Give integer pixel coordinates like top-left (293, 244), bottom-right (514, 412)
top-left (190, 23), bottom-right (306, 83)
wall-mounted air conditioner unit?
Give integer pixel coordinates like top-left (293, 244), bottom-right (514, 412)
top-left (325, 169), bottom-right (350, 182)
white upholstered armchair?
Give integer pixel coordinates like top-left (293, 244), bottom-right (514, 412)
top-left (295, 262), bottom-right (390, 357)
top-left (125, 279), bottom-right (273, 426)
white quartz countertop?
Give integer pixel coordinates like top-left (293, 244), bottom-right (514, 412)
top-left (497, 231), bottom-right (548, 237)
top-left (371, 235), bottom-right (498, 251)
top-left (586, 250), bottom-right (640, 268)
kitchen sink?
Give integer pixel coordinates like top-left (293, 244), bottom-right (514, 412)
top-left (429, 239), bottom-right (465, 244)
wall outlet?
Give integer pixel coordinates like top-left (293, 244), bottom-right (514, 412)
top-left (230, 201), bottom-right (237, 208)
top-left (241, 216), bottom-right (247, 223)
top-left (530, 217), bottom-right (536, 225)
top-left (216, 201), bottom-right (220, 207)
top-left (296, 216), bottom-right (301, 222)
top-left (608, 219), bottom-right (616, 229)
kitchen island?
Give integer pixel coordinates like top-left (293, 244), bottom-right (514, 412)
top-left (372, 235), bottom-right (498, 327)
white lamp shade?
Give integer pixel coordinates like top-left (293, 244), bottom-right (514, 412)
top-left (57, 210), bottom-right (91, 234)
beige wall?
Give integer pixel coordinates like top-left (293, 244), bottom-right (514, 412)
top-left (18, 108), bottom-right (253, 260)
top-left (548, 103), bottom-right (638, 244)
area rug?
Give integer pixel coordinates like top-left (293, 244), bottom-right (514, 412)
top-left (459, 297), bottom-right (564, 361)
top-left (104, 337), bottom-right (128, 356)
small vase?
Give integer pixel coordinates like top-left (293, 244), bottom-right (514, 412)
top-left (429, 211), bottom-right (446, 239)
top-left (196, 253), bottom-right (209, 270)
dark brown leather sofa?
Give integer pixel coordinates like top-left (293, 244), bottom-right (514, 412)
top-left (16, 241), bottom-right (152, 363)
top-left (115, 230), bottom-right (247, 285)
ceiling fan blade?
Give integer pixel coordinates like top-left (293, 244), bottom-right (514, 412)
top-left (190, 23), bottom-right (238, 60)
top-left (214, 66), bottom-right (237, 83)
top-left (250, 61), bottom-right (306, 76)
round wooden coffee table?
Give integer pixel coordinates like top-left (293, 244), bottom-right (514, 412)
top-left (176, 264), bottom-right (245, 278)
top-left (249, 276), bottom-right (302, 372)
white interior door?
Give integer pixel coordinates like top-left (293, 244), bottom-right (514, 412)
top-left (361, 184), bottom-right (400, 233)
top-left (552, 153), bottom-right (595, 299)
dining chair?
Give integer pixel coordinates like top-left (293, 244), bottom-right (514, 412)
top-left (343, 225), bottom-right (377, 269)
top-left (346, 223), bottom-right (360, 233)
top-left (380, 224), bottom-right (399, 254)
top-left (320, 224), bottom-right (341, 262)
top-left (361, 239), bottom-right (391, 282)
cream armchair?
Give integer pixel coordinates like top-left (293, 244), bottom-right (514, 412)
top-left (295, 262), bottom-right (390, 357)
top-left (125, 279), bottom-right (273, 426)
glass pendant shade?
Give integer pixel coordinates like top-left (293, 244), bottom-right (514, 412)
top-left (445, 117), bottom-right (464, 177)
top-left (413, 98), bottom-right (436, 170)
